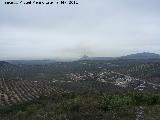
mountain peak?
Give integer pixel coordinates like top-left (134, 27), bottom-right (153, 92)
top-left (79, 55), bottom-right (89, 60)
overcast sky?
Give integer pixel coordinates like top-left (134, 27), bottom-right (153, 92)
top-left (0, 0), bottom-right (160, 60)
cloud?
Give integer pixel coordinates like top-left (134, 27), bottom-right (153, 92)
top-left (0, 0), bottom-right (160, 59)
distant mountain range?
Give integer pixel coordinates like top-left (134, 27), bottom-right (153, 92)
top-left (5, 60), bottom-right (56, 65)
top-left (0, 61), bottom-right (11, 66)
top-left (1, 52), bottom-right (160, 65)
top-left (79, 52), bottom-right (160, 61)
top-left (120, 52), bottom-right (160, 60)
top-left (79, 55), bottom-right (114, 61)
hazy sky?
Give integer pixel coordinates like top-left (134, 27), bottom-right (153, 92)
top-left (0, 0), bottom-right (160, 60)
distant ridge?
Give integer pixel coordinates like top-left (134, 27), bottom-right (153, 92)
top-left (79, 55), bottom-right (90, 60)
top-left (79, 55), bottom-right (114, 61)
top-left (79, 52), bottom-right (160, 61)
top-left (6, 60), bottom-right (56, 65)
top-left (120, 52), bottom-right (160, 60)
top-left (0, 61), bottom-right (9, 64)
top-left (0, 61), bottom-right (17, 68)
top-left (0, 61), bottom-right (12, 66)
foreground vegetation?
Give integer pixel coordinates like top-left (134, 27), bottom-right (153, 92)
top-left (0, 91), bottom-right (160, 120)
